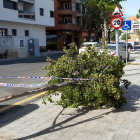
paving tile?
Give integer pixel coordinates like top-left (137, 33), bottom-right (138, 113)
top-left (98, 130), bottom-right (116, 140)
top-left (86, 133), bottom-right (101, 140)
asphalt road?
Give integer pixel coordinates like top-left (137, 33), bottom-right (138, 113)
top-left (0, 53), bottom-right (64, 116)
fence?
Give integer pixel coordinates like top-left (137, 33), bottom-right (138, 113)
top-left (2, 49), bottom-right (18, 59)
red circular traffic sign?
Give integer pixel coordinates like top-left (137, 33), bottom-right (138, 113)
top-left (111, 17), bottom-right (123, 29)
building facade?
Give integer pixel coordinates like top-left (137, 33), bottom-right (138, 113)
top-left (0, 0), bottom-right (54, 55)
top-left (46, 0), bottom-right (89, 50)
top-left (128, 16), bottom-right (140, 45)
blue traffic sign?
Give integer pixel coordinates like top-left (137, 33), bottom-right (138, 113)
top-left (122, 20), bottom-right (131, 30)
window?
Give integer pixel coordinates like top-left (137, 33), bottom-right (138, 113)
top-left (12, 29), bottom-right (17, 36)
top-left (40, 8), bottom-right (44, 16)
top-left (25, 30), bottom-right (29, 36)
top-left (3, 0), bottom-right (17, 10)
top-left (50, 11), bottom-right (54, 18)
top-left (64, 17), bottom-right (70, 24)
top-left (73, 17), bottom-right (76, 25)
top-left (63, 3), bottom-right (70, 10)
top-left (72, 3), bottom-right (75, 11)
top-left (20, 40), bottom-right (24, 47)
top-left (0, 28), bottom-right (8, 36)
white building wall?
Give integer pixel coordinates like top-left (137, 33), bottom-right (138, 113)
top-left (35, 0), bottom-right (55, 26)
top-left (0, 0), bottom-right (54, 26)
top-left (0, 21), bottom-right (46, 47)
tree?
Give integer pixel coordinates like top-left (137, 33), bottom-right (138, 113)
top-left (121, 32), bottom-right (131, 42)
top-left (0, 42), bottom-right (131, 109)
top-left (80, 1), bottom-right (103, 42)
top-left (88, 0), bottom-right (127, 38)
top-left (136, 9), bottom-right (140, 18)
top-left (42, 42), bottom-right (131, 109)
top-left (111, 30), bottom-right (122, 42)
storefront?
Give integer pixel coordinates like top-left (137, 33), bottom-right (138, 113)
top-left (82, 32), bottom-right (96, 43)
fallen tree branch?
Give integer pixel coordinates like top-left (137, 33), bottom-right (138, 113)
top-left (0, 81), bottom-right (78, 103)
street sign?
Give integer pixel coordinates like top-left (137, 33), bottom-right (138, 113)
top-left (122, 20), bottom-right (132, 30)
top-left (111, 17), bottom-right (123, 29)
top-left (110, 6), bottom-right (123, 17)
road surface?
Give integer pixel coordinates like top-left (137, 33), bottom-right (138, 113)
top-left (0, 53), bottom-right (64, 115)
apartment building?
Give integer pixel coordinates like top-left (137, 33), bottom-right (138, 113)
top-left (0, 0), bottom-right (54, 56)
top-left (46, 0), bottom-right (94, 50)
top-left (128, 16), bottom-right (140, 45)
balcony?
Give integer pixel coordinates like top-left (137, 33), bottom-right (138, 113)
top-left (18, 10), bottom-right (35, 20)
top-left (133, 25), bottom-right (139, 28)
top-left (57, 8), bottom-right (75, 15)
top-left (18, 0), bottom-right (35, 4)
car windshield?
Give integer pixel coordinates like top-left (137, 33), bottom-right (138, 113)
top-left (81, 44), bottom-right (92, 47)
top-left (107, 45), bottom-right (116, 50)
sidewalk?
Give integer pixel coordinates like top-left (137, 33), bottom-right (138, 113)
top-left (0, 50), bottom-right (65, 61)
top-left (0, 65), bottom-right (140, 140)
top-left (129, 54), bottom-right (140, 64)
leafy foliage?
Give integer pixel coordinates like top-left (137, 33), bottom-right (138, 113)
top-left (121, 32), bottom-right (131, 41)
top-left (111, 30), bottom-right (122, 41)
top-left (136, 9), bottom-right (140, 19)
top-left (88, 0), bottom-right (126, 37)
top-left (42, 42), bottom-right (131, 109)
top-left (80, 1), bottom-right (103, 41)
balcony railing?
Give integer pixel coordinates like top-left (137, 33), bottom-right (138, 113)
top-left (58, 8), bottom-right (72, 10)
top-left (18, 10), bottom-right (35, 20)
top-left (133, 26), bottom-right (139, 28)
top-left (59, 22), bottom-right (73, 25)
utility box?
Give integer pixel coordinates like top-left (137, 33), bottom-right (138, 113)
top-left (28, 38), bottom-right (40, 56)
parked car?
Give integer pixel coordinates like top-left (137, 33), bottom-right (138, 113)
top-left (40, 46), bottom-right (46, 52)
top-left (79, 42), bottom-right (99, 54)
top-left (127, 43), bottom-right (132, 47)
top-left (100, 44), bottom-right (130, 61)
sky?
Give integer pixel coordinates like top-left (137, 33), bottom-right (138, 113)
top-left (120, 0), bottom-right (140, 18)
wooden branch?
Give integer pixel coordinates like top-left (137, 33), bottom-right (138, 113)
top-left (0, 81), bottom-right (78, 103)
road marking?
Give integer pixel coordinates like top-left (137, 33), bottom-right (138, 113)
top-left (0, 92), bottom-right (46, 112)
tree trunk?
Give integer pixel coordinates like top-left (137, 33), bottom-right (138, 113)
top-left (88, 32), bottom-right (91, 42)
top-left (104, 18), bottom-right (107, 38)
top-left (0, 81), bottom-right (78, 103)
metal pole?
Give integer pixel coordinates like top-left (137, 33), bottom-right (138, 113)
top-left (115, 29), bottom-right (119, 56)
top-left (126, 30), bottom-right (128, 65)
top-left (133, 29), bottom-right (134, 54)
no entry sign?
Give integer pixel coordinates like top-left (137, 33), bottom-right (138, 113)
top-left (111, 17), bottom-right (123, 29)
